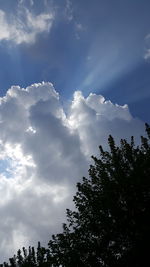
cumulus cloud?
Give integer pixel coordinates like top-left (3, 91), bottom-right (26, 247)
top-left (0, 7), bottom-right (54, 45)
top-left (0, 82), bottom-right (144, 262)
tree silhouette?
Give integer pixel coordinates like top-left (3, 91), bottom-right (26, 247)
top-left (48, 124), bottom-right (150, 267)
top-left (0, 242), bottom-right (52, 267)
top-left (1, 124), bottom-right (150, 267)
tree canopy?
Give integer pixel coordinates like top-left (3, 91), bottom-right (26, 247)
top-left (1, 124), bottom-right (150, 267)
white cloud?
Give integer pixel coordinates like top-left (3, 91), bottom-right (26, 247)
top-left (0, 7), bottom-right (54, 45)
top-left (0, 82), bottom-right (144, 262)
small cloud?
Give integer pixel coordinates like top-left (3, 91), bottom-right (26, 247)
top-left (75, 22), bottom-right (85, 39)
top-left (144, 34), bottom-right (150, 60)
top-left (0, 7), bottom-right (54, 45)
top-left (18, 0), bottom-right (34, 6)
top-left (64, 0), bottom-right (73, 21)
top-left (144, 49), bottom-right (150, 60)
top-left (29, 0), bottom-right (34, 6)
top-left (87, 55), bottom-right (92, 61)
top-left (75, 23), bottom-right (84, 31)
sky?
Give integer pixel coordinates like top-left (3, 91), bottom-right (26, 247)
top-left (0, 0), bottom-right (149, 262)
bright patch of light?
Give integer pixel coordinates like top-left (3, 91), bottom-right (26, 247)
top-left (0, 141), bottom-right (36, 179)
top-left (0, 159), bottom-right (12, 178)
top-left (26, 126), bottom-right (36, 134)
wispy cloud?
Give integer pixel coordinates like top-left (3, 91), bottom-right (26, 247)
top-left (0, 7), bottom-right (54, 45)
top-left (144, 34), bottom-right (150, 60)
top-left (64, 0), bottom-right (73, 21)
top-left (74, 22), bottom-right (85, 39)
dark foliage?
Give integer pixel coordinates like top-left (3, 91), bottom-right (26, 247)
top-left (0, 242), bottom-right (53, 267)
top-left (1, 124), bottom-right (150, 267)
top-left (48, 124), bottom-right (150, 267)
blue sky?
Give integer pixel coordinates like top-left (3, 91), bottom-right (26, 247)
top-left (0, 0), bottom-right (150, 262)
top-left (0, 0), bottom-right (150, 121)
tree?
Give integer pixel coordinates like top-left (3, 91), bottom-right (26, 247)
top-left (1, 243), bottom-right (53, 267)
top-left (48, 124), bottom-right (150, 267)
